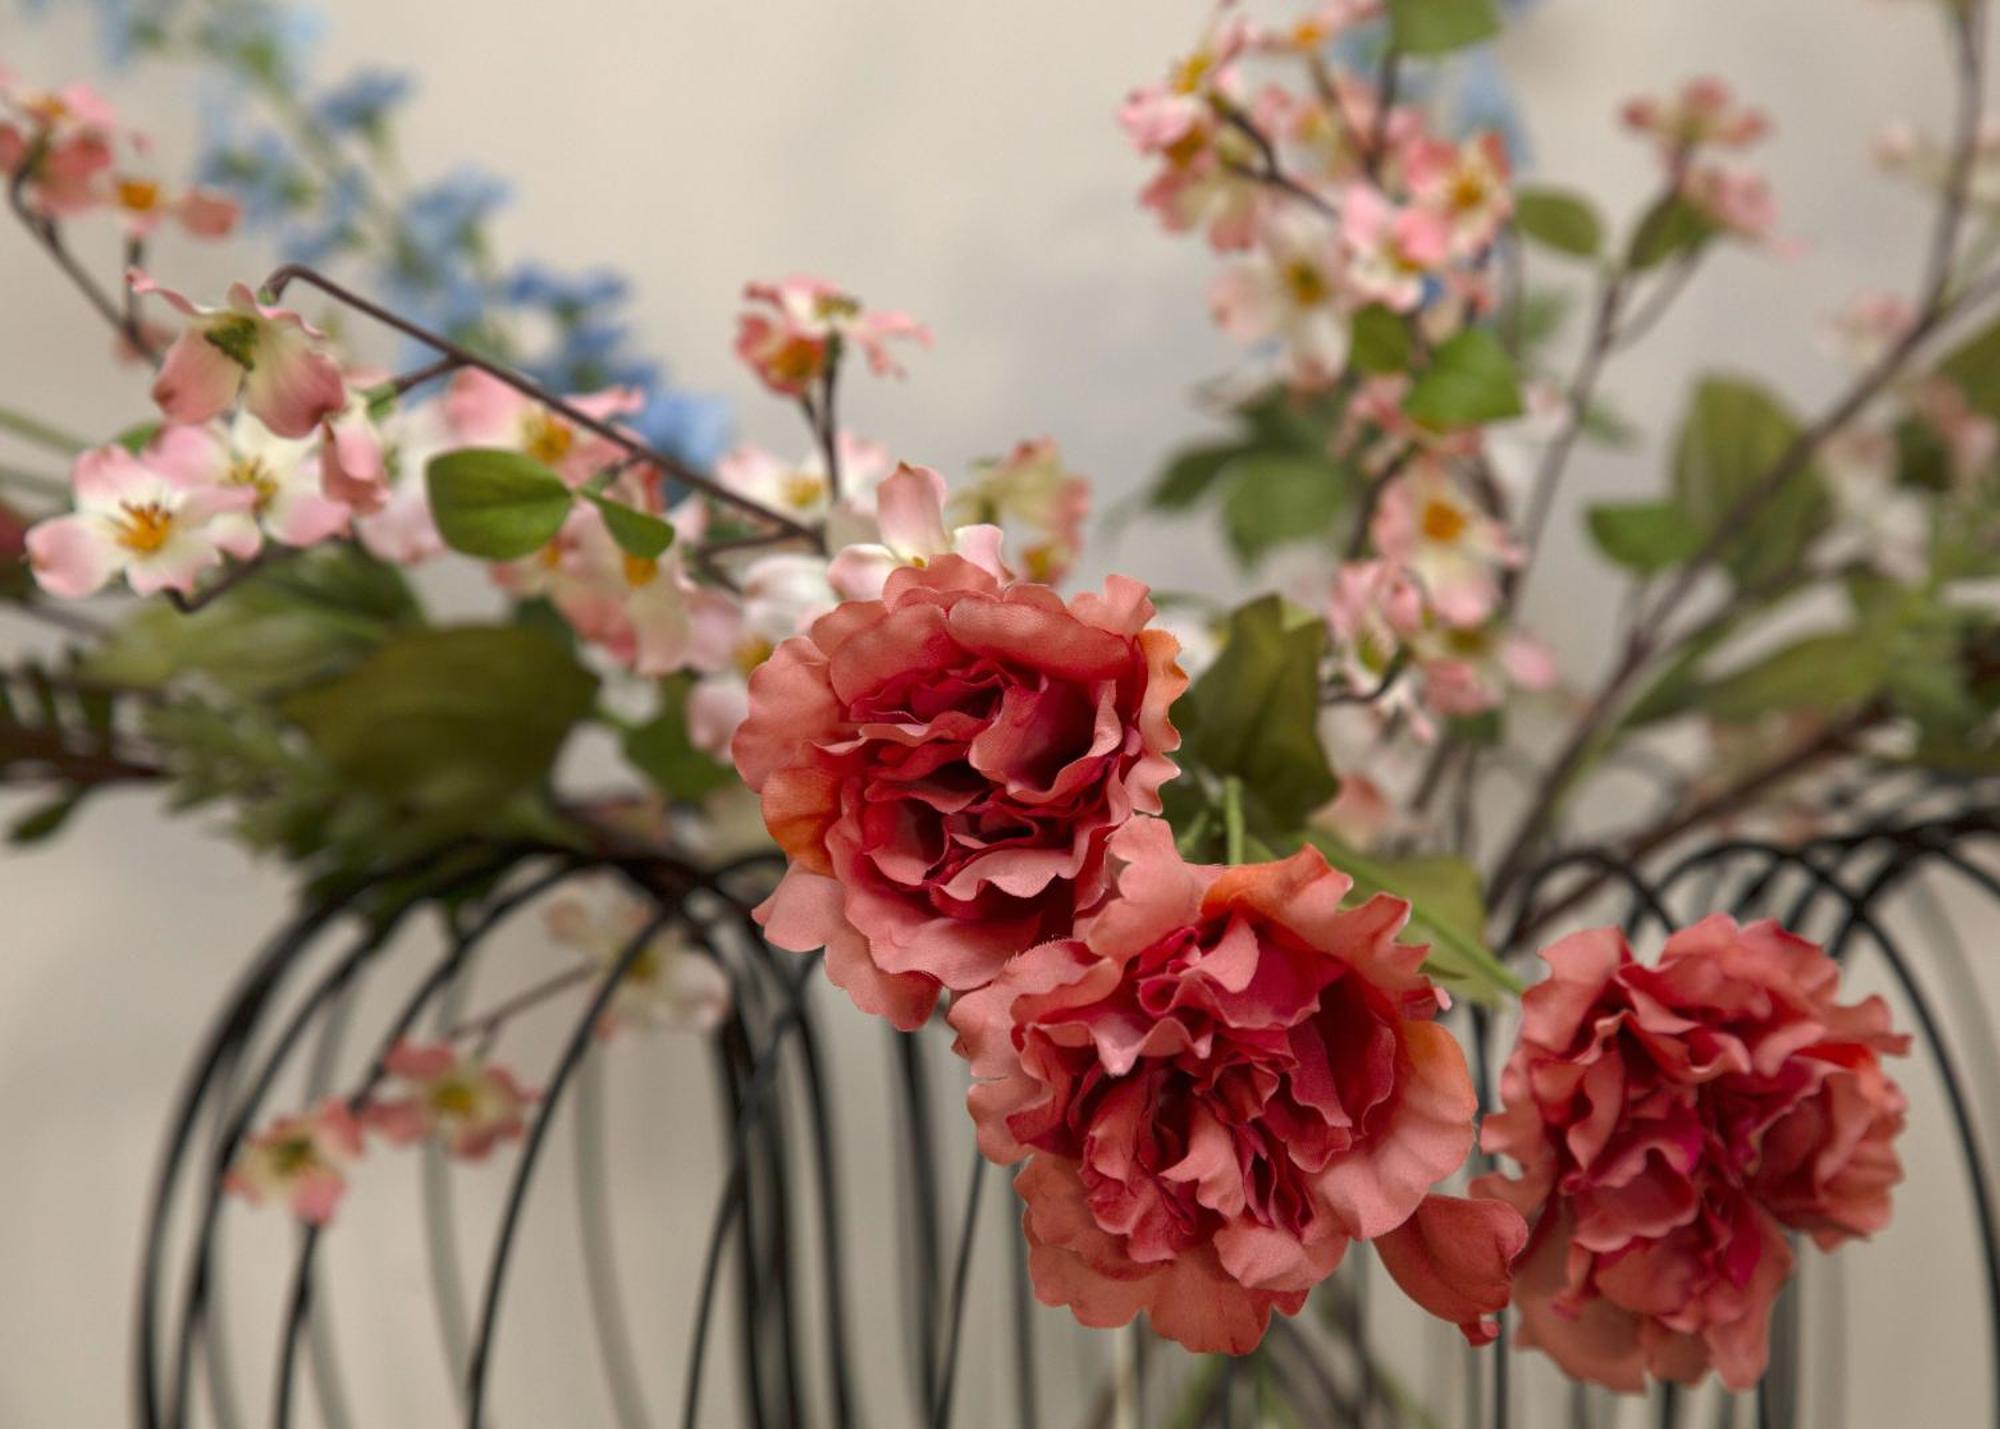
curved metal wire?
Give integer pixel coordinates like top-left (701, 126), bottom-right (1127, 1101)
top-left (132, 789), bottom-right (2000, 1429)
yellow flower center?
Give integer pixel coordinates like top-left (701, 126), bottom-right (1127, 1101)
top-left (1449, 168), bottom-right (1492, 215)
top-left (1283, 258), bottom-right (1329, 308)
top-left (1420, 498), bottom-right (1470, 544)
top-left (781, 472), bottom-right (827, 510)
top-left (1163, 125), bottom-right (1209, 168)
top-left (1171, 50), bottom-right (1213, 96)
top-left (625, 947), bottom-right (662, 987)
top-left (271, 1134), bottom-right (320, 1177)
top-left (522, 410), bottom-right (574, 466)
top-left (116, 177), bottom-right (162, 214)
top-left (734, 636), bottom-right (776, 676)
top-left (114, 501), bottom-right (175, 554)
top-left (1023, 544), bottom-right (1060, 584)
top-left (812, 292), bottom-right (861, 322)
top-left (621, 552), bottom-right (660, 587)
top-left (226, 456), bottom-right (280, 511)
top-left (429, 1079), bottom-right (479, 1120)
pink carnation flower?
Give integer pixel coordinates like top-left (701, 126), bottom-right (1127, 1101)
top-left (733, 557), bottom-right (1187, 1030)
top-left (949, 819), bottom-right (1526, 1353)
top-left (1476, 917), bottom-right (1909, 1391)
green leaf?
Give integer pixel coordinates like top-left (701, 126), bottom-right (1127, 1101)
top-left (1939, 314), bottom-right (2000, 420)
top-left (1628, 192), bottom-right (1716, 271)
top-left (1386, 0), bottom-right (1501, 55)
top-left (1513, 186), bottom-right (1603, 259)
top-left (7, 790), bottom-right (86, 845)
top-left (584, 492), bottom-right (676, 560)
top-left (623, 675), bottom-right (734, 801)
top-left (1350, 304), bottom-right (1413, 375)
top-left (1694, 632), bottom-right (1886, 723)
top-left (282, 625), bottom-right (598, 818)
top-left (1181, 595), bottom-right (1338, 828)
top-left (1307, 835), bottom-right (1521, 1003)
top-left (426, 448), bottom-right (574, 560)
top-left (85, 545), bottom-right (421, 698)
top-left (1221, 453), bottom-right (1347, 564)
top-left (1671, 376), bottom-right (1829, 589)
top-left (1586, 500), bottom-right (1706, 574)
top-left (1151, 444), bottom-right (1240, 511)
top-left (1403, 328), bottom-right (1525, 430)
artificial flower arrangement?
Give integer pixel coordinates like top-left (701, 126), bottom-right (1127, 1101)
top-left (4, 0), bottom-right (1995, 1422)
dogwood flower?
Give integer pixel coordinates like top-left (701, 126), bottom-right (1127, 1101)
top-left (687, 551), bottom-right (841, 756)
top-left (734, 276), bottom-right (930, 397)
top-left (143, 416), bottom-right (350, 551)
top-left (1370, 459), bottom-right (1519, 626)
top-left (826, 463), bottom-right (1008, 600)
top-left (26, 443), bottom-right (257, 598)
top-left (1622, 77), bottom-right (1770, 164)
top-left (317, 388), bottom-right (392, 514)
top-left (443, 368), bottom-right (641, 485)
top-left (545, 888), bottom-right (733, 1035)
top-left (715, 432), bottom-right (893, 524)
top-left (365, 1042), bottom-right (535, 1162)
top-left (1341, 183), bottom-right (1453, 312)
top-left (1406, 133), bottom-right (1514, 257)
top-left (0, 77), bottom-right (117, 218)
top-left (951, 437), bottom-right (1091, 584)
top-left (1211, 209), bottom-right (1353, 387)
top-left (131, 273), bottom-right (347, 439)
top-left (224, 1099), bottom-right (365, 1225)
top-left (1683, 165), bottom-right (1782, 246)
top-left (108, 173), bottom-right (239, 240)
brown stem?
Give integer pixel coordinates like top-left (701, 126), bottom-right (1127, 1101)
top-left (259, 264), bottom-right (819, 544)
top-left (1503, 706), bottom-right (1879, 948)
top-left (1489, 5), bottom-right (1996, 900)
top-left (8, 170), bottom-right (163, 366)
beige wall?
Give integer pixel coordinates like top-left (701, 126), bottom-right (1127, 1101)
top-left (2, 1), bottom-right (1993, 1424)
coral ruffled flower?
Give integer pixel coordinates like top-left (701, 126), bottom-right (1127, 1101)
top-left (224, 1098), bottom-right (366, 1225)
top-left (365, 1041), bottom-right (535, 1162)
top-left (733, 558), bottom-right (1187, 1031)
top-left (131, 273), bottom-right (348, 440)
top-left (1475, 916), bottom-right (1909, 1392)
top-left (949, 820), bottom-right (1527, 1353)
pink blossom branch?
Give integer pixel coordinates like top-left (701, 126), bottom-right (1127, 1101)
top-left (258, 263), bottom-right (819, 544)
top-left (6, 169), bottom-right (163, 365)
top-left (1487, 0), bottom-right (1994, 909)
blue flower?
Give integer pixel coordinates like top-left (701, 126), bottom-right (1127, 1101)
top-left (310, 68), bottom-right (412, 137)
top-left (399, 168), bottom-right (510, 261)
top-left (633, 389), bottom-right (735, 469)
top-left (506, 262), bottom-right (631, 320)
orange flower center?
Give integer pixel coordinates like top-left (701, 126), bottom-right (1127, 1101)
top-left (621, 553), bottom-right (660, 587)
top-left (114, 501), bottom-right (175, 554)
top-left (1283, 259), bottom-right (1329, 307)
top-left (780, 472), bottom-right (826, 510)
top-left (226, 456), bottom-right (279, 510)
top-left (522, 410), bottom-right (574, 467)
top-left (116, 177), bottom-right (162, 213)
top-left (766, 336), bottom-right (826, 386)
top-left (1420, 498), bottom-right (1470, 544)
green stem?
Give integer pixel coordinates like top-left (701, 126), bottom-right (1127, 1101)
top-left (0, 405), bottom-right (88, 457)
top-left (1221, 776), bottom-right (1246, 867)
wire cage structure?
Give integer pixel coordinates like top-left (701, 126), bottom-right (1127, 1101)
top-left (128, 765), bottom-right (2000, 1429)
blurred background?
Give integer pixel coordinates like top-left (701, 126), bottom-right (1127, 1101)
top-left (1, 0), bottom-right (1993, 1423)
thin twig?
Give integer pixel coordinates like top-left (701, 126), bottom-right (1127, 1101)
top-left (259, 264), bottom-right (820, 544)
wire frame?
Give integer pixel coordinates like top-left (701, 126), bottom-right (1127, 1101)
top-left (131, 784), bottom-right (2000, 1428)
